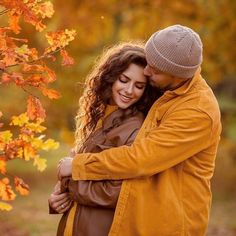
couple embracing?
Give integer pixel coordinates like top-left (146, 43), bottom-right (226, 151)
top-left (49, 24), bottom-right (221, 236)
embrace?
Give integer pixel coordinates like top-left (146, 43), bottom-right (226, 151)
top-left (49, 24), bottom-right (221, 236)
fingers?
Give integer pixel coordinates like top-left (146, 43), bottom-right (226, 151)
top-left (48, 192), bottom-right (70, 211)
top-left (57, 200), bottom-right (73, 213)
top-left (53, 181), bottom-right (61, 193)
top-left (53, 195), bottom-right (72, 213)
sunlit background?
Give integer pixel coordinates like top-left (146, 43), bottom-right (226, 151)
top-left (0, 0), bottom-right (236, 235)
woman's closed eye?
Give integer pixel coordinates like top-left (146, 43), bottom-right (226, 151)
top-left (118, 76), bottom-right (129, 83)
top-left (135, 83), bottom-right (146, 90)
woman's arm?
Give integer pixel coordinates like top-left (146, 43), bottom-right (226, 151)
top-left (59, 115), bottom-right (142, 208)
top-left (48, 181), bottom-right (73, 214)
top-left (61, 177), bottom-right (121, 208)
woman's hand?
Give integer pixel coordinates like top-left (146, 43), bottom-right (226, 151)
top-left (48, 188), bottom-right (73, 214)
top-left (57, 157), bottom-right (73, 180)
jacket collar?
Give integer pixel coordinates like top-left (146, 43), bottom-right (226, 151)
top-left (164, 67), bottom-right (202, 97)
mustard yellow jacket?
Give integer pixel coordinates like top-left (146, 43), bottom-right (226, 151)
top-left (72, 73), bottom-right (222, 236)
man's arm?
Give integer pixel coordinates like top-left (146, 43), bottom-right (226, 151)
top-left (72, 108), bottom-right (217, 181)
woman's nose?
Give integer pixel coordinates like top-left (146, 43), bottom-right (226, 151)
top-left (125, 84), bottom-right (133, 95)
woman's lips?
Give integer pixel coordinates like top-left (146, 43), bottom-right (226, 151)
top-left (119, 93), bottom-right (132, 103)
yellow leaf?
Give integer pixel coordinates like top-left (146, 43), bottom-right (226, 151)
top-left (35, 2), bottom-right (54, 19)
top-left (26, 122), bottom-right (46, 133)
top-left (11, 113), bottom-right (29, 127)
top-left (23, 144), bottom-right (36, 161)
top-left (0, 131), bottom-right (13, 143)
top-left (42, 139), bottom-right (59, 151)
top-left (31, 137), bottom-right (43, 149)
top-left (17, 148), bottom-right (23, 159)
top-left (33, 156), bottom-right (47, 172)
top-left (0, 201), bottom-right (12, 211)
top-left (15, 44), bottom-right (30, 56)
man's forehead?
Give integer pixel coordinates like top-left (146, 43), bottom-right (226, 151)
top-left (148, 64), bottom-right (161, 73)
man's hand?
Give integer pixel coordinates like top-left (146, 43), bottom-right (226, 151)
top-left (57, 157), bottom-right (73, 180)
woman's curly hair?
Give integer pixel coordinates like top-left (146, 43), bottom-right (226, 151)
top-left (75, 42), bottom-right (161, 152)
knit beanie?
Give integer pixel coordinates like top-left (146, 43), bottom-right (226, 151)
top-left (145, 24), bottom-right (203, 78)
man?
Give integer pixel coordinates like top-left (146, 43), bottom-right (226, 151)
top-left (59, 25), bottom-right (221, 236)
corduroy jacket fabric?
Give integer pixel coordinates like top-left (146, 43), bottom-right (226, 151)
top-left (72, 72), bottom-right (222, 236)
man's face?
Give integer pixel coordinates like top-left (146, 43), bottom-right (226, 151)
top-left (144, 64), bottom-right (189, 92)
top-left (144, 64), bottom-right (180, 91)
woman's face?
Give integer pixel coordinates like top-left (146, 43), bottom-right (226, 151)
top-left (111, 63), bottom-right (147, 109)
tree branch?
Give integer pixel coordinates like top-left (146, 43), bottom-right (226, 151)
top-left (0, 9), bottom-right (10, 16)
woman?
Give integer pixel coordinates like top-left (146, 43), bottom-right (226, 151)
top-left (49, 42), bottom-right (161, 236)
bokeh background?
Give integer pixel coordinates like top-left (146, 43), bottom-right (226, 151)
top-left (0, 0), bottom-right (236, 235)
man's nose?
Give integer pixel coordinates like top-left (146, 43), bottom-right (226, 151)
top-left (144, 65), bottom-right (151, 76)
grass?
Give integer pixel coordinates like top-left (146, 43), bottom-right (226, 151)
top-left (1, 144), bottom-right (236, 235)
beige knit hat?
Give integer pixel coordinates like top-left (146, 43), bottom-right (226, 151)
top-left (145, 24), bottom-right (203, 78)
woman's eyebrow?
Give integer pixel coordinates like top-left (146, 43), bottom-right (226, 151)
top-left (122, 73), bottom-right (147, 84)
top-left (121, 73), bottom-right (131, 80)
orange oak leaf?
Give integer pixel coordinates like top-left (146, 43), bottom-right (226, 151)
top-left (23, 143), bottom-right (36, 161)
top-left (14, 177), bottom-right (29, 196)
top-left (35, 20), bottom-right (46, 32)
top-left (0, 178), bottom-right (16, 201)
top-left (8, 12), bottom-right (21, 34)
top-left (1, 72), bottom-right (23, 86)
top-left (2, 49), bottom-right (17, 66)
top-left (5, 139), bottom-right (24, 160)
top-left (1, 73), bottom-right (13, 84)
top-left (27, 96), bottom-right (46, 120)
top-left (44, 66), bottom-right (56, 83)
top-left (0, 111), bottom-right (3, 128)
top-left (34, 1), bottom-right (54, 19)
top-left (0, 159), bottom-right (6, 174)
top-left (60, 49), bottom-right (74, 67)
top-left (23, 64), bottom-right (44, 72)
top-left (40, 87), bottom-right (61, 99)
top-left (25, 74), bottom-right (44, 87)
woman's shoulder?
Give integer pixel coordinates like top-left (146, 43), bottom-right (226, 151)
top-left (108, 108), bottom-right (144, 125)
top-left (103, 109), bottom-right (144, 146)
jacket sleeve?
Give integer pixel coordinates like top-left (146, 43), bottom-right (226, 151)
top-left (65, 178), bottom-right (121, 208)
top-left (63, 115), bottom-right (142, 207)
top-left (72, 108), bottom-right (219, 180)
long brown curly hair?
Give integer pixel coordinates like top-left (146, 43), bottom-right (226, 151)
top-left (75, 42), bottom-right (161, 152)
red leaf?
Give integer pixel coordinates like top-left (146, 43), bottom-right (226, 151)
top-left (27, 96), bottom-right (46, 120)
top-left (8, 12), bottom-right (21, 34)
top-left (60, 49), bottom-right (74, 66)
top-left (1, 73), bottom-right (13, 84)
top-left (40, 87), bottom-right (61, 99)
top-left (44, 66), bottom-right (56, 83)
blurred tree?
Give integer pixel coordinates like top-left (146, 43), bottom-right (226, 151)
top-left (50, 0), bottom-right (236, 139)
